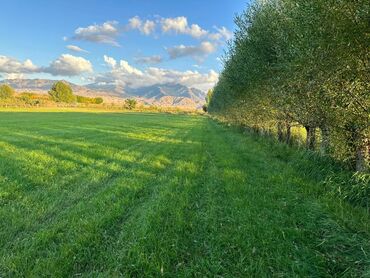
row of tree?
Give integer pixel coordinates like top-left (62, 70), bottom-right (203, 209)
top-left (48, 82), bottom-right (103, 104)
top-left (0, 82), bottom-right (104, 105)
top-left (208, 0), bottom-right (369, 172)
top-left (0, 82), bottom-right (141, 110)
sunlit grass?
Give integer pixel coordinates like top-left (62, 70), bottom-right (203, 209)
top-left (0, 112), bottom-right (368, 276)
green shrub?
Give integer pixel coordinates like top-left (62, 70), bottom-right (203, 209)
top-left (125, 99), bottom-right (137, 110)
top-left (19, 92), bottom-right (34, 105)
top-left (49, 81), bottom-right (76, 103)
top-left (76, 95), bottom-right (104, 104)
top-left (0, 84), bottom-right (15, 99)
top-left (94, 97), bottom-right (103, 104)
top-left (76, 95), bottom-right (90, 103)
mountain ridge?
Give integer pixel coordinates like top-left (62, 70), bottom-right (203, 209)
top-left (0, 79), bottom-right (206, 108)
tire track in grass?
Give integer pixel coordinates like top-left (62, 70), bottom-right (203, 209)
top-left (0, 128), bottom-right (148, 250)
top-left (74, 117), bottom-right (207, 276)
top-left (25, 116), bottom-right (201, 276)
top-left (0, 114), bottom-right (199, 276)
top-left (55, 119), bottom-right (202, 276)
top-left (1, 113), bottom-right (368, 276)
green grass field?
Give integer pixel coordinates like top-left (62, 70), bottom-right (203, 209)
top-left (0, 112), bottom-right (369, 276)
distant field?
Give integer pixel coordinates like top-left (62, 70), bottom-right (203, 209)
top-left (0, 112), bottom-right (369, 276)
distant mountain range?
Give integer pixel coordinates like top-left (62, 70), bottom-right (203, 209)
top-left (0, 79), bottom-right (207, 108)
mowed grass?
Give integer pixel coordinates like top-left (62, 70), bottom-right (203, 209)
top-left (0, 112), bottom-right (369, 277)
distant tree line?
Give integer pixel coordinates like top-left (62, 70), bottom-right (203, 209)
top-left (49, 81), bottom-right (103, 104)
top-left (0, 81), bottom-right (104, 106)
top-left (208, 0), bottom-right (369, 172)
top-left (0, 81), bottom-right (144, 111)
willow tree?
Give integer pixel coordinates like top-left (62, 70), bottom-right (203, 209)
top-left (209, 0), bottom-right (369, 171)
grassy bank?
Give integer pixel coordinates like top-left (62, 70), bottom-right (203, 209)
top-left (0, 112), bottom-right (368, 276)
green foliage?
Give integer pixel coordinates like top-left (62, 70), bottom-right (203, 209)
top-left (125, 98), bottom-right (137, 110)
top-left (19, 92), bottom-right (37, 105)
top-left (94, 97), bottom-right (104, 104)
top-left (76, 95), bottom-right (89, 103)
top-left (76, 95), bottom-right (103, 104)
top-left (0, 113), bottom-right (368, 276)
top-left (0, 84), bottom-right (15, 99)
top-left (202, 104), bottom-right (207, 112)
top-left (48, 81), bottom-right (76, 103)
top-left (205, 89), bottom-right (213, 105)
top-left (209, 0), bottom-right (369, 172)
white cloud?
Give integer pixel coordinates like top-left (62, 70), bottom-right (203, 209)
top-left (128, 16), bottom-right (156, 35)
top-left (103, 55), bottom-right (117, 68)
top-left (161, 16), bottom-right (188, 33)
top-left (2, 73), bottom-right (26, 79)
top-left (187, 24), bottom-right (209, 38)
top-left (143, 68), bottom-right (218, 91)
top-left (44, 54), bottom-right (93, 76)
top-left (161, 16), bottom-right (208, 38)
top-left (96, 55), bottom-right (218, 91)
top-left (208, 26), bottom-right (233, 41)
top-left (0, 54), bottom-right (93, 77)
top-left (167, 41), bottom-right (216, 61)
top-left (134, 55), bottom-right (163, 65)
top-left (66, 45), bottom-right (89, 53)
top-left (0, 56), bottom-right (38, 73)
top-left (128, 16), bottom-right (142, 29)
top-left (142, 20), bottom-right (156, 35)
top-left (117, 60), bottom-right (143, 75)
top-left (72, 21), bottom-right (120, 46)
top-left (103, 55), bottom-right (142, 75)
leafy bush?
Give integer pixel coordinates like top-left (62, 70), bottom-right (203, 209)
top-left (125, 99), bottom-right (137, 110)
top-left (76, 95), bottom-right (91, 104)
top-left (94, 97), bottom-right (103, 104)
top-left (202, 104), bottom-right (208, 112)
top-left (19, 92), bottom-right (35, 105)
top-left (48, 81), bottom-right (76, 103)
top-left (76, 95), bottom-right (104, 104)
top-left (0, 84), bottom-right (15, 99)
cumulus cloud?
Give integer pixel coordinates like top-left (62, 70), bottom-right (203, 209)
top-left (72, 21), bottom-right (120, 46)
top-left (161, 16), bottom-right (208, 38)
top-left (96, 55), bottom-right (218, 91)
top-left (44, 54), bottom-right (93, 76)
top-left (208, 26), bottom-right (233, 41)
top-left (0, 54), bottom-right (93, 77)
top-left (66, 45), bottom-right (89, 53)
top-left (128, 16), bottom-right (156, 35)
top-left (144, 68), bottom-right (218, 91)
top-left (128, 16), bottom-right (141, 29)
top-left (0, 56), bottom-right (38, 73)
top-left (103, 55), bottom-right (142, 75)
top-left (103, 55), bottom-right (117, 68)
top-left (142, 20), bottom-right (156, 35)
top-left (2, 73), bottom-right (26, 79)
top-left (167, 41), bottom-right (216, 61)
top-left (134, 55), bottom-right (163, 65)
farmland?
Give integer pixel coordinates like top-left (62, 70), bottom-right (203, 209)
top-left (0, 111), bottom-right (368, 276)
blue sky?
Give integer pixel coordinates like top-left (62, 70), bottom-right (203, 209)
top-left (0, 0), bottom-right (248, 90)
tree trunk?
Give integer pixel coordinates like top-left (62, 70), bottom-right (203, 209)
top-left (285, 122), bottom-right (292, 145)
top-left (356, 136), bottom-right (369, 172)
top-left (320, 127), bottom-right (330, 155)
top-left (305, 126), bottom-right (316, 150)
top-left (277, 122), bottom-right (284, 142)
